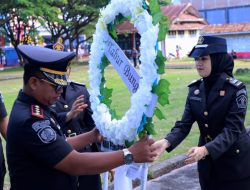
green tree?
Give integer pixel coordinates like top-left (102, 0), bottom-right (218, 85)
top-left (158, 0), bottom-right (172, 6)
top-left (0, 0), bottom-right (59, 65)
top-left (41, 0), bottom-right (109, 57)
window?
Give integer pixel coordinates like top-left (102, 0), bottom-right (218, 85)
top-left (178, 30), bottom-right (184, 37)
top-left (168, 31), bottom-right (176, 37)
top-left (189, 30), bottom-right (197, 36)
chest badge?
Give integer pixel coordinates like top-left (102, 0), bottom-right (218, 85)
top-left (64, 105), bottom-right (69, 109)
top-left (219, 90), bottom-right (225, 96)
top-left (194, 89), bottom-right (200, 95)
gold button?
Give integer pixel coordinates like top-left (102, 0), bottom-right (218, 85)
top-left (204, 111), bottom-right (208, 116)
top-left (64, 105), bottom-right (69, 109)
top-left (67, 129), bottom-right (71, 134)
top-left (205, 124), bottom-right (208, 128)
top-left (236, 149), bottom-right (240, 154)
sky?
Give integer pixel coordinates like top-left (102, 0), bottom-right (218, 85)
top-left (172, 0), bottom-right (181, 4)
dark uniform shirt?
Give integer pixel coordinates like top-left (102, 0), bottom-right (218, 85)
top-left (165, 73), bottom-right (249, 186)
top-left (0, 93), bottom-right (6, 190)
top-left (52, 82), bottom-right (101, 190)
top-left (0, 93), bottom-right (7, 118)
top-left (53, 82), bottom-right (96, 137)
top-left (7, 91), bottom-right (77, 190)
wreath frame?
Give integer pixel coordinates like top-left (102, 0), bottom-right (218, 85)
top-left (88, 0), bottom-right (169, 145)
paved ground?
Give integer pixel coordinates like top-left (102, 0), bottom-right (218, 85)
top-left (134, 163), bottom-right (200, 190)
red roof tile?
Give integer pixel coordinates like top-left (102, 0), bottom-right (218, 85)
top-left (171, 23), bottom-right (206, 30)
top-left (116, 3), bottom-right (207, 34)
top-left (116, 21), bottom-right (137, 34)
top-left (161, 4), bottom-right (188, 22)
top-left (202, 23), bottom-right (250, 34)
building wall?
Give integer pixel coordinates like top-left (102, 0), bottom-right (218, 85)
top-left (218, 34), bottom-right (250, 52)
top-left (180, 0), bottom-right (250, 10)
top-left (163, 30), bottom-right (201, 58)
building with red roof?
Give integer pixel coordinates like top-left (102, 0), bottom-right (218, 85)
top-left (160, 3), bottom-right (207, 58)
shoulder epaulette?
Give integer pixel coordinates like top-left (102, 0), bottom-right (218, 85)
top-left (227, 77), bottom-right (243, 88)
top-left (188, 79), bottom-right (202, 87)
top-left (70, 81), bottom-right (86, 87)
top-left (31, 105), bottom-right (44, 119)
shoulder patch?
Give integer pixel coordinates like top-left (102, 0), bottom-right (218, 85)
top-left (188, 79), bottom-right (202, 87)
top-left (31, 105), bottom-right (44, 119)
top-left (227, 78), bottom-right (243, 88)
top-left (236, 94), bottom-right (247, 109)
top-left (70, 81), bottom-right (86, 87)
top-left (32, 120), bottom-right (57, 144)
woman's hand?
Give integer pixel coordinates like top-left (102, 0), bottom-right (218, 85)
top-left (185, 146), bottom-right (209, 163)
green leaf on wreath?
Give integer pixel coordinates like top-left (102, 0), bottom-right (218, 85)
top-left (138, 129), bottom-right (147, 139)
top-left (152, 79), bottom-right (170, 95)
top-left (145, 122), bottom-right (156, 135)
top-left (149, 0), bottom-right (160, 16)
top-left (152, 12), bottom-right (163, 25)
top-left (158, 92), bottom-right (169, 106)
top-left (103, 98), bottom-right (112, 107)
top-left (158, 16), bottom-right (169, 41)
top-left (101, 56), bottom-right (110, 71)
top-left (154, 107), bottom-right (166, 120)
top-left (101, 87), bottom-right (113, 99)
top-left (110, 109), bottom-right (118, 119)
top-left (107, 23), bottom-right (118, 39)
top-left (125, 140), bottom-right (135, 148)
top-left (155, 50), bottom-right (166, 74)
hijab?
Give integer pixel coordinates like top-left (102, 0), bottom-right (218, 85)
top-left (203, 53), bottom-right (234, 96)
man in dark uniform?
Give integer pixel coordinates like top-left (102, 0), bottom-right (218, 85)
top-left (6, 45), bottom-right (157, 190)
top-left (53, 80), bottom-right (102, 190)
top-left (151, 36), bottom-right (250, 190)
top-left (0, 93), bottom-right (8, 190)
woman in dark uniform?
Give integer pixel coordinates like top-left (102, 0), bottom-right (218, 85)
top-left (152, 36), bottom-right (249, 190)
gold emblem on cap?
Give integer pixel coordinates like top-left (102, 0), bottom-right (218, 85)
top-left (219, 90), bottom-right (225, 96)
top-left (194, 89), bottom-right (200, 95)
top-left (54, 79), bottom-right (67, 85)
top-left (197, 36), bottom-right (204, 45)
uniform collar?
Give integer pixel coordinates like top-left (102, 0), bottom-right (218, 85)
top-left (17, 90), bottom-right (50, 112)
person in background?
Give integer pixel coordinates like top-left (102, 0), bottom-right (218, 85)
top-left (151, 36), bottom-right (249, 190)
top-left (53, 77), bottom-right (102, 190)
top-left (6, 45), bottom-right (157, 190)
top-left (0, 93), bottom-right (8, 190)
top-left (131, 48), bottom-right (138, 68)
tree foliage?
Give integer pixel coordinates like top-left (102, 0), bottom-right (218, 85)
top-left (158, 0), bottom-right (172, 6)
top-left (0, 0), bottom-right (60, 64)
top-left (0, 0), bottom-right (109, 62)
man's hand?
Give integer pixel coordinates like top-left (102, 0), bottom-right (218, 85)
top-left (66, 95), bottom-right (88, 122)
top-left (90, 128), bottom-right (103, 143)
top-left (150, 139), bottom-right (170, 160)
top-left (128, 136), bottom-right (157, 163)
top-left (185, 146), bottom-right (209, 163)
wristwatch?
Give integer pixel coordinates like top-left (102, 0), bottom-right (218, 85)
top-left (122, 148), bottom-right (134, 165)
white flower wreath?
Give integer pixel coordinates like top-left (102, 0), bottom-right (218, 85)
top-left (88, 0), bottom-right (160, 145)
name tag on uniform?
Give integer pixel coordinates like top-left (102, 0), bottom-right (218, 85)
top-left (190, 97), bottom-right (202, 102)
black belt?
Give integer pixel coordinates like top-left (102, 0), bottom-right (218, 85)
top-left (101, 139), bottom-right (125, 151)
